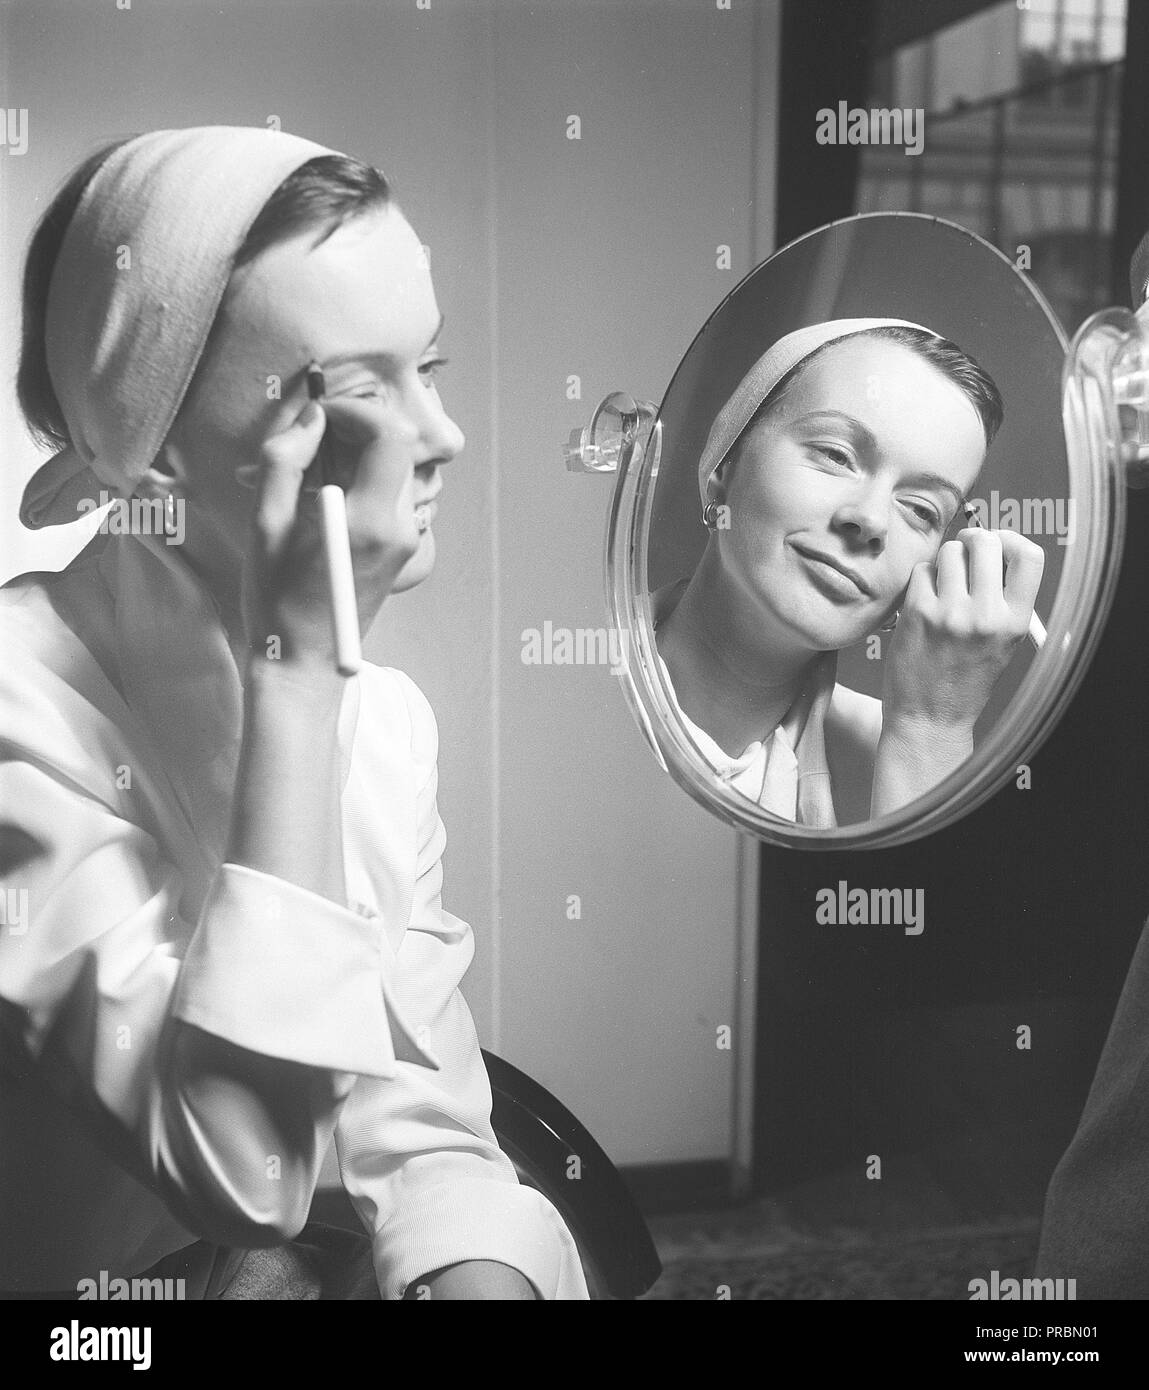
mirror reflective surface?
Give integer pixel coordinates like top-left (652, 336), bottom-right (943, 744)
top-left (605, 213), bottom-right (1126, 848)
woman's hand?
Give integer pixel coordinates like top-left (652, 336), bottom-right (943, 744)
top-left (240, 396), bottom-right (422, 666)
top-left (881, 526), bottom-right (1045, 739)
top-left (870, 527), bottom-right (1044, 817)
top-left (230, 393), bottom-right (423, 899)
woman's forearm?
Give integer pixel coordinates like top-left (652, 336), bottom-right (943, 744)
top-left (149, 658), bottom-right (377, 1245)
top-left (404, 1261), bottom-right (538, 1300)
top-left (167, 652), bottom-right (353, 1242)
top-left (228, 654), bottom-right (348, 905)
top-left (870, 716), bottom-right (973, 819)
top-left (159, 650), bottom-right (357, 1242)
top-left (150, 657), bottom-right (361, 1244)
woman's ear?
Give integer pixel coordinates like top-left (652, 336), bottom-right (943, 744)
top-left (709, 452), bottom-right (732, 506)
top-left (134, 442), bottom-right (187, 499)
top-left (702, 455), bottom-right (734, 532)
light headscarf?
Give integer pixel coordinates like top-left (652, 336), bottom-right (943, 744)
top-left (20, 126), bottom-right (343, 529)
top-left (696, 317), bottom-right (937, 509)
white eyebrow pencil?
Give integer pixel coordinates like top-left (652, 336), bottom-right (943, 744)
top-left (308, 361), bottom-right (362, 677)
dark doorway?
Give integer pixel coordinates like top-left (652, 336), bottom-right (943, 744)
top-left (753, 0), bottom-right (1149, 1234)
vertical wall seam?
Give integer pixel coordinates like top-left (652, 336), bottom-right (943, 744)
top-left (485, 0), bottom-right (502, 1051)
top-left (730, 0), bottom-right (781, 1192)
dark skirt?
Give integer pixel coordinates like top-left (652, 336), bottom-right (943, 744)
top-left (0, 1222), bottom-right (381, 1300)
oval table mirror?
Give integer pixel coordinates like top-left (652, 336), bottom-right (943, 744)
top-left (576, 212), bottom-right (1127, 849)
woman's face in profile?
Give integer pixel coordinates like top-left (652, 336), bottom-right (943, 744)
top-left (712, 336), bottom-right (988, 651)
top-left (166, 204), bottom-right (465, 594)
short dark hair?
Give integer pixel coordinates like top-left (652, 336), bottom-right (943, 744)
top-left (16, 141), bottom-right (392, 452)
top-left (758, 324), bottom-right (1004, 450)
top-left (231, 152), bottom-right (391, 269)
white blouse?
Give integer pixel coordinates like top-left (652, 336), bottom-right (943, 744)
top-left (653, 643), bottom-right (806, 816)
top-left (0, 528), bottom-right (587, 1299)
top-left (650, 579), bottom-right (883, 827)
top-left (651, 579), bottom-right (834, 823)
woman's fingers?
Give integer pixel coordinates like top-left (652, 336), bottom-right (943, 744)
top-left (881, 527), bottom-right (1046, 741)
top-left (321, 398), bottom-right (416, 500)
top-left (959, 526), bottom-right (1006, 624)
top-left (903, 558), bottom-right (936, 608)
top-left (319, 397), bottom-right (421, 557)
top-left (931, 527), bottom-right (1044, 634)
top-left (254, 399), bottom-right (326, 545)
top-left (912, 528), bottom-right (1044, 636)
top-left (958, 526), bottom-right (1044, 628)
top-left (998, 529), bottom-right (1046, 623)
top-left (933, 535), bottom-right (970, 601)
top-left (934, 528), bottom-right (1007, 606)
top-left (240, 391), bottom-right (430, 660)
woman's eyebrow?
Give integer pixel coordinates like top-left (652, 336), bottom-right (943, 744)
top-left (322, 312), bottom-right (446, 370)
top-left (901, 471), bottom-right (966, 511)
top-left (793, 410), bottom-right (876, 448)
top-left (424, 311), bottom-right (446, 352)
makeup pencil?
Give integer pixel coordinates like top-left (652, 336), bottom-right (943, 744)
top-left (963, 503), bottom-right (1047, 651)
top-left (308, 361), bottom-right (362, 677)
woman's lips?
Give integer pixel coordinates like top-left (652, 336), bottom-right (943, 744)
top-left (792, 544), bottom-right (871, 600)
top-left (413, 496), bottom-right (439, 532)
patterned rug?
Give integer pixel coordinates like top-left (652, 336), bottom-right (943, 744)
top-left (641, 1217), bottom-right (1040, 1300)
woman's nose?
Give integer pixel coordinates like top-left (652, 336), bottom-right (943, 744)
top-left (415, 389), bottom-right (465, 467)
top-left (436, 411), bottom-right (465, 464)
top-left (831, 493), bottom-right (889, 548)
top-left (408, 389), bottom-right (466, 469)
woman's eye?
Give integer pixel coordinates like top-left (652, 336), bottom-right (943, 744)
top-left (904, 500), bottom-right (940, 528)
top-left (343, 358), bottom-right (447, 399)
top-left (811, 443), bottom-right (853, 468)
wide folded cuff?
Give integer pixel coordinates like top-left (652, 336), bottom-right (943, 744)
top-left (171, 863), bottom-right (438, 1078)
top-left (372, 1177), bottom-right (590, 1301)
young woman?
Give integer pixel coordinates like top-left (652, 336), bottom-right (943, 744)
top-left (654, 319), bottom-right (1046, 826)
top-left (0, 126), bottom-right (586, 1299)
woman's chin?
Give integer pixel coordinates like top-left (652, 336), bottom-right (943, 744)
top-left (784, 613), bottom-right (879, 655)
top-left (739, 569), bottom-right (877, 654)
top-left (752, 593), bottom-right (873, 654)
top-left (390, 532), bottom-right (436, 594)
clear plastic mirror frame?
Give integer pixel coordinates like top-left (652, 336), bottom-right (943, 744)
top-left (606, 212), bottom-right (1127, 850)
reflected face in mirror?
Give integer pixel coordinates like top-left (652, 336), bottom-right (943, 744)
top-left (712, 335), bottom-right (988, 652)
top-left (628, 216), bottom-right (1071, 846)
top-left (653, 321), bottom-right (1029, 830)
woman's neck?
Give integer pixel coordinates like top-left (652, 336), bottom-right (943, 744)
top-left (177, 509), bottom-right (249, 665)
top-left (656, 546), bottom-right (817, 758)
